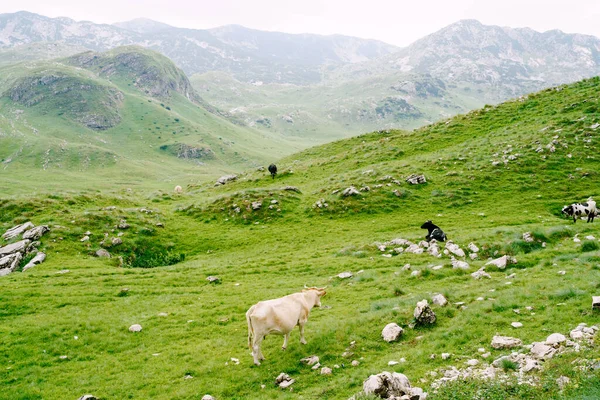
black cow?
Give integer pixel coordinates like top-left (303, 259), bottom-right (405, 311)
top-left (268, 164), bottom-right (277, 179)
top-left (421, 220), bottom-right (447, 242)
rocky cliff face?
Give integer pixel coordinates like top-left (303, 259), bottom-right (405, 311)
top-left (0, 12), bottom-right (398, 84)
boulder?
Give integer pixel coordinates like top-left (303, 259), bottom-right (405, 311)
top-left (129, 324), bottom-right (142, 332)
top-left (451, 258), bottom-right (469, 270)
top-left (432, 294), bottom-right (448, 307)
top-left (300, 355), bottom-right (320, 366)
top-left (95, 249), bottom-right (111, 258)
top-left (276, 373), bottom-right (294, 388)
top-left (0, 253), bottom-right (22, 276)
top-left (471, 268), bottom-right (491, 279)
top-left (491, 335), bottom-right (522, 349)
top-left (22, 225), bottom-right (49, 240)
top-left (0, 239), bottom-right (31, 257)
top-left (546, 333), bottom-right (567, 346)
top-left (467, 243), bottom-right (479, 253)
top-left (406, 174), bottom-right (426, 185)
top-left (414, 300), bottom-right (436, 325)
top-left (251, 201), bottom-right (262, 210)
top-left (118, 220), bottom-right (130, 229)
top-left (363, 371), bottom-right (412, 398)
top-left (445, 241), bottom-right (465, 257)
top-left (2, 222), bottom-right (34, 240)
top-left (215, 174), bottom-right (237, 186)
top-left (382, 323), bottom-right (404, 342)
top-left (486, 255), bottom-right (508, 269)
top-left (22, 252), bottom-right (46, 272)
top-left (530, 342), bottom-right (556, 359)
top-left (321, 367), bottom-right (332, 375)
top-left (405, 244), bottom-right (424, 254)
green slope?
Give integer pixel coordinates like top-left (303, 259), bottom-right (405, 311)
top-left (0, 47), bottom-right (304, 195)
top-left (1, 78), bottom-right (600, 400)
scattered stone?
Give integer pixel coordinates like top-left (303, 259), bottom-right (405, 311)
top-left (441, 353), bottom-right (451, 360)
top-left (276, 373), bottom-right (295, 388)
top-left (411, 270), bottom-right (421, 277)
top-left (405, 244), bottom-right (424, 254)
top-left (382, 254), bottom-right (392, 258)
top-left (388, 360), bottom-right (399, 366)
top-left (522, 232), bottom-right (534, 243)
top-left (468, 243), bottom-right (479, 253)
top-left (111, 237), bottom-right (123, 246)
top-left (22, 252), bottom-right (46, 272)
top-left (414, 300), bottom-right (436, 325)
top-left (321, 367), bottom-right (332, 375)
top-left (445, 241), bottom-right (465, 257)
top-left (491, 335), bottom-right (522, 349)
top-left (451, 257), bottom-right (469, 270)
top-left (558, 270), bottom-right (566, 275)
top-left (312, 362), bottom-right (321, 370)
top-left (118, 220), bottom-right (130, 229)
top-left (300, 355), bottom-right (320, 366)
top-left (471, 268), bottom-right (491, 279)
top-left (282, 186), bottom-right (301, 192)
top-left (466, 359), bottom-right (479, 366)
top-left (0, 253), bottom-right (22, 276)
top-left (341, 186), bottom-right (360, 197)
top-left (511, 322), bottom-right (523, 328)
top-left (337, 271), bottom-right (353, 279)
top-left (363, 371), bottom-right (425, 399)
top-left (406, 174), bottom-right (426, 185)
top-left (80, 235), bottom-right (90, 242)
top-left (22, 225), bottom-right (49, 240)
top-left (0, 239), bottom-right (31, 257)
top-left (251, 201), bottom-right (262, 211)
top-left (402, 263), bottom-right (411, 271)
top-left (230, 357), bottom-right (240, 365)
top-left (2, 222), bottom-right (34, 240)
top-left (382, 323), bottom-right (404, 342)
top-left (352, 360), bottom-right (360, 366)
top-left (129, 324), bottom-right (142, 332)
top-left (215, 174), bottom-right (237, 186)
top-left (206, 276), bottom-right (220, 283)
top-left (530, 342), bottom-right (556, 359)
top-left (95, 249), bottom-right (111, 258)
top-left (485, 255), bottom-right (513, 270)
top-left (592, 296), bottom-right (600, 309)
top-left (545, 333), bottom-right (566, 346)
top-left (432, 294), bottom-right (448, 307)
top-left (585, 235), bottom-right (596, 240)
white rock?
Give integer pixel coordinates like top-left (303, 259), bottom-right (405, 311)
top-left (0, 239), bottom-right (31, 257)
top-left (388, 360), bottom-right (399, 366)
top-left (486, 255), bottom-right (508, 269)
top-left (382, 323), bottom-right (404, 342)
top-left (546, 333), bottom-right (567, 346)
top-left (206, 276), bottom-right (220, 283)
top-left (341, 186), bottom-right (360, 197)
top-left (530, 342), bottom-right (556, 359)
top-left (22, 252), bottom-right (46, 272)
top-left (469, 253), bottom-right (478, 260)
top-left (491, 335), bottom-right (522, 349)
top-left (23, 225), bottom-right (49, 240)
top-left (558, 270), bottom-right (566, 275)
top-left (432, 294), bottom-right (448, 307)
top-left (557, 376), bottom-right (570, 390)
top-left (2, 222), bottom-right (34, 240)
top-left (321, 367), bottom-right (332, 375)
top-left (414, 299), bottom-right (436, 325)
top-left (311, 362), bottom-right (321, 370)
top-left (592, 296), bottom-right (600, 309)
top-left (451, 258), bottom-right (470, 270)
top-left (300, 355), bottom-right (320, 366)
top-left (471, 268), bottom-right (491, 279)
top-left (441, 353), bottom-right (451, 360)
top-left (129, 324), bottom-right (142, 332)
top-left (351, 360), bottom-right (360, 366)
top-left (466, 359), bottom-right (479, 366)
top-left (337, 271), bottom-right (353, 279)
top-left (445, 241), bottom-right (465, 257)
top-left (468, 243), bottom-right (479, 253)
top-left (363, 371), bottom-right (412, 398)
top-left (410, 270), bottom-right (421, 277)
top-left (215, 174), bottom-right (237, 186)
top-left (405, 244), bottom-right (424, 254)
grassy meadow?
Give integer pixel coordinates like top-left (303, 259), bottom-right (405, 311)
top-left (1, 77), bottom-right (600, 399)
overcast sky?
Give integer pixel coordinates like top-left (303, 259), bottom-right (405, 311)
top-left (3, 0), bottom-right (600, 46)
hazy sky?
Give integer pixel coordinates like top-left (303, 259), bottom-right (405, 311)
top-left (3, 0), bottom-right (600, 46)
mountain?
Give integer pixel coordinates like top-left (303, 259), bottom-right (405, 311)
top-left (0, 46), bottom-right (302, 194)
top-left (0, 11), bottom-right (398, 84)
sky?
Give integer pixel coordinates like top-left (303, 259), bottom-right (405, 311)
top-left (2, 0), bottom-right (600, 47)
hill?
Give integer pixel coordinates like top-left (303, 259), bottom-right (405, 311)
top-left (0, 46), bottom-right (303, 195)
top-left (1, 77), bottom-right (599, 399)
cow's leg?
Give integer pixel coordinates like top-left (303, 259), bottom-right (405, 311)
top-left (252, 335), bottom-right (265, 365)
top-left (282, 333), bottom-right (290, 350)
top-left (299, 323), bottom-right (307, 345)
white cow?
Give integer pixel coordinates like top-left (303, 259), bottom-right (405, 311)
top-left (246, 287), bottom-right (326, 365)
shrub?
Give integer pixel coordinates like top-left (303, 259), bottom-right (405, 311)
top-left (581, 240), bottom-right (600, 252)
top-left (500, 358), bottom-right (519, 371)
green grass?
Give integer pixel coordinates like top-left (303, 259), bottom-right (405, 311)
top-left (1, 76), bottom-right (600, 399)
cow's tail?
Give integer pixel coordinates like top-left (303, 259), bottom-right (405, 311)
top-left (246, 305), bottom-right (255, 350)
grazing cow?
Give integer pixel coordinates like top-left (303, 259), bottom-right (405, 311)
top-left (562, 198), bottom-right (597, 223)
top-left (268, 164), bottom-right (277, 179)
top-left (421, 220), bottom-right (447, 242)
top-left (174, 185), bottom-right (183, 194)
top-left (246, 287), bottom-right (326, 365)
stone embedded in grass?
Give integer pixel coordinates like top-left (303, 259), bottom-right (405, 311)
top-left (592, 296), bottom-right (600, 309)
top-left (545, 333), bottom-right (566, 346)
top-left (311, 362), bottom-right (321, 370)
top-left (22, 252), bottom-right (46, 272)
top-left (23, 225), bottom-right (49, 241)
top-left (341, 186), bottom-right (360, 197)
top-left (382, 323), bottom-right (404, 342)
top-left (351, 360), bottom-right (360, 366)
top-left (486, 255), bottom-right (508, 269)
top-left (118, 220), bottom-right (130, 229)
top-left (410, 270), bottom-right (420, 277)
top-left (522, 232), bottom-right (534, 243)
top-left (276, 373), bottom-right (294, 388)
top-left (129, 324), bottom-right (142, 332)
top-left (388, 360), bottom-right (399, 365)
top-left (406, 174), bottom-right (426, 184)
top-left (432, 294), bottom-right (448, 307)
top-left (300, 355), bottom-right (319, 366)
top-left (0, 239), bottom-right (31, 257)
top-left (530, 342), bottom-right (556, 359)
top-left (321, 367), bottom-right (332, 375)
top-left (95, 249), bottom-right (111, 258)
top-left (466, 359), bottom-right (479, 366)
top-left (491, 335), bottom-right (522, 349)
top-left (363, 371), bottom-right (425, 399)
top-left (556, 376), bottom-right (570, 390)
top-left (451, 257), bottom-right (469, 270)
top-left (471, 268), bottom-right (491, 279)
top-left (445, 241), bottom-right (465, 258)
top-left (413, 300), bottom-right (436, 325)
top-left (80, 235), bottom-right (90, 242)
top-left (441, 353), bottom-right (451, 360)
top-left (558, 270), bottom-right (566, 275)
top-left (337, 271), bottom-right (353, 279)
top-left (468, 243), bottom-right (479, 253)
top-left (251, 201), bottom-right (262, 210)
top-left (111, 237), bottom-right (122, 246)
top-left (206, 276), bottom-right (220, 283)
top-left (511, 322), bottom-right (523, 328)
top-left (215, 174), bottom-right (237, 186)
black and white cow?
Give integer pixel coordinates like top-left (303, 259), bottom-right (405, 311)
top-left (562, 198), bottom-right (597, 223)
top-left (421, 220), bottom-right (447, 242)
top-left (268, 164), bottom-right (277, 179)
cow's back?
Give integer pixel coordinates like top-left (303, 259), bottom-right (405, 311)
top-left (249, 295), bottom-right (305, 334)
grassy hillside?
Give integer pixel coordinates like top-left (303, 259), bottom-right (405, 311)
top-left (0, 48), bottom-right (305, 195)
top-left (1, 77), bottom-right (600, 399)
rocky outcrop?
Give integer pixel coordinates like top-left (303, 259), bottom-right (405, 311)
top-left (2, 222), bottom-right (34, 240)
top-left (0, 222), bottom-right (50, 276)
top-left (491, 335), bottom-right (522, 349)
top-left (414, 299), bottom-right (436, 325)
top-left (22, 252), bottom-right (46, 272)
top-left (406, 174), bottom-right (427, 185)
top-left (215, 175), bottom-right (237, 186)
top-left (362, 371), bottom-right (426, 399)
top-left (382, 323), bottom-right (404, 342)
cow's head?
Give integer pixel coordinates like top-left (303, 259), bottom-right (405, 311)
top-left (561, 205), bottom-right (573, 216)
top-left (420, 220), bottom-right (433, 229)
top-left (303, 286), bottom-right (327, 307)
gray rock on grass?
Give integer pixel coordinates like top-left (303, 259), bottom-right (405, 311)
top-left (382, 323), bottom-right (404, 342)
top-left (2, 222), bottom-right (34, 240)
top-left (22, 252), bottom-right (46, 272)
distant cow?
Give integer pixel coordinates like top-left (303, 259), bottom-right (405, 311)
top-left (562, 198), bottom-right (597, 223)
top-left (174, 185), bottom-right (183, 194)
top-left (246, 287), bottom-right (326, 366)
top-left (268, 164), bottom-right (277, 179)
top-left (421, 220), bottom-right (447, 242)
